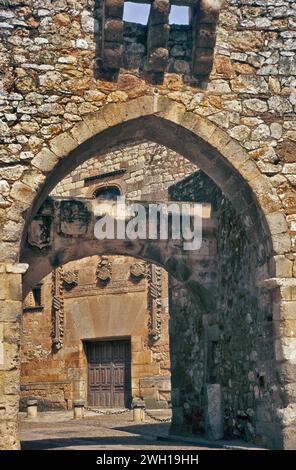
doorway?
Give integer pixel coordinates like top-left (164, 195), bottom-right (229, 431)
top-left (85, 339), bottom-right (132, 408)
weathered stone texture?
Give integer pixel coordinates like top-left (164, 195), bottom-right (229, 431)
top-left (169, 171), bottom-right (278, 446)
top-left (21, 255), bottom-right (171, 411)
top-left (21, 142), bottom-right (197, 411)
top-left (0, 0), bottom-right (295, 450)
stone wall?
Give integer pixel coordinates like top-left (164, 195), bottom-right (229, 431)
top-left (52, 140), bottom-right (196, 201)
top-left (21, 255), bottom-right (171, 410)
top-left (169, 171), bottom-right (278, 446)
top-left (21, 140), bottom-right (197, 410)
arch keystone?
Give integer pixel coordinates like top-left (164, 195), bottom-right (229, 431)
top-left (119, 96), bottom-right (155, 122)
top-left (155, 96), bottom-right (186, 124)
top-left (134, 95), bottom-right (155, 116)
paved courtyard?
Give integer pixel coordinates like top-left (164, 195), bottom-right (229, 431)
top-left (20, 410), bottom-right (216, 450)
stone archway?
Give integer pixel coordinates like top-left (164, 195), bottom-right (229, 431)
top-left (24, 96), bottom-right (283, 255)
top-left (0, 96), bottom-right (295, 449)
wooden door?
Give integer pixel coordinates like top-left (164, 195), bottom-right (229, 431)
top-left (86, 339), bottom-right (131, 408)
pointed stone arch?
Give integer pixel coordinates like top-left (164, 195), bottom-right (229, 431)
top-left (25, 95), bottom-right (289, 272)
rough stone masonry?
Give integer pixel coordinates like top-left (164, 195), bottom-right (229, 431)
top-left (0, 0), bottom-right (296, 450)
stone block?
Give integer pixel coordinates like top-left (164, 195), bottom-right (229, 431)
top-left (6, 263), bottom-right (28, 274)
top-left (2, 342), bottom-right (20, 371)
top-left (49, 132), bottom-right (78, 158)
top-left (272, 256), bottom-right (293, 278)
top-left (0, 301), bottom-right (22, 322)
top-left (107, 98), bottom-right (142, 125)
top-left (282, 426), bottom-right (296, 450)
top-left (240, 160), bottom-right (261, 182)
top-left (190, 115), bottom-right (217, 144)
top-left (31, 148), bottom-right (59, 173)
top-left (208, 127), bottom-right (231, 154)
top-left (275, 338), bottom-right (296, 362)
top-left (279, 285), bottom-right (296, 302)
top-left (0, 324), bottom-right (3, 366)
top-left (0, 421), bottom-right (19, 450)
top-left (82, 112), bottom-right (108, 135)
top-left (136, 95), bottom-right (155, 117)
top-left (272, 233), bottom-right (292, 254)
top-left (9, 276), bottom-right (22, 302)
top-left (248, 176), bottom-right (272, 200)
top-left (179, 112), bottom-right (199, 132)
top-left (70, 120), bottom-right (93, 145)
top-left (131, 336), bottom-right (143, 353)
top-left (274, 319), bottom-right (296, 339)
top-left (0, 243), bottom-right (19, 264)
top-left (132, 350), bottom-right (152, 365)
top-left (273, 302), bottom-right (296, 321)
top-left (10, 182), bottom-right (36, 206)
top-left (102, 102), bottom-right (126, 127)
top-left (205, 384), bottom-right (223, 440)
top-left (133, 363), bottom-right (160, 375)
top-left (0, 275), bottom-right (9, 301)
top-left (266, 212), bottom-right (288, 236)
top-left (279, 362), bottom-right (296, 383)
top-left (285, 383), bottom-right (296, 401)
top-left (4, 369), bottom-right (20, 395)
top-left (156, 96), bottom-right (186, 124)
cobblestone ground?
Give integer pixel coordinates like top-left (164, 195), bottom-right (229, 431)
top-left (20, 410), bottom-right (217, 450)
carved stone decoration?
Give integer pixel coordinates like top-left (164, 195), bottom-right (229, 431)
top-left (51, 267), bottom-right (64, 352)
top-left (63, 270), bottom-right (78, 290)
top-left (58, 200), bottom-right (92, 237)
top-left (147, 264), bottom-right (163, 342)
top-left (130, 262), bottom-right (146, 280)
top-left (27, 216), bottom-right (52, 249)
top-left (96, 256), bottom-right (112, 283)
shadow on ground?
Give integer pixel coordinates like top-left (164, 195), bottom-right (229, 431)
top-left (21, 434), bottom-right (196, 450)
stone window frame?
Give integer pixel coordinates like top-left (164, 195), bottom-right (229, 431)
top-left (86, 180), bottom-right (126, 199)
top-left (23, 283), bottom-right (44, 313)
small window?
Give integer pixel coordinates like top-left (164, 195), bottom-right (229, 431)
top-left (94, 186), bottom-right (121, 201)
top-left (169, 6), bottom-right (190, 25)
top-left (123, 2), bottom-right (151, 25)
top-left (23, 284), bottom-right (43, 312)
top-left (32, 285), bottom-right (42, 307)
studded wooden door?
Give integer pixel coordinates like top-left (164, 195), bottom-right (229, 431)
top-left (86, 339), bottom-right (131, 408)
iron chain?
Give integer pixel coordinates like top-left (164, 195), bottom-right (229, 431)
top-left (144, 409), bottom-right (171, 423)
top-left (85, 406), bottom-right (130, 416)
top-left (85, 406), bottom-right (171, 422)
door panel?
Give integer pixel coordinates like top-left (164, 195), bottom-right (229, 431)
top-left (86, 339), bottom-right (131, 408)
